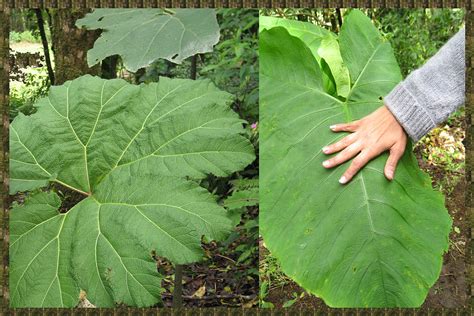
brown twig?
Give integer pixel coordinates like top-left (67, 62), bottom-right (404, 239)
top-left (163, 293), bottom-right (256, 300)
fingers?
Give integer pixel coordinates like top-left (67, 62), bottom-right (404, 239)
top-left (330, 120), bottom-right (360, 133)
top-left (339, 150), bottom-right (375, 184)
top-left (322, 133), bottom-right (357, 155)
top-left (384, 144), bottom-right (405, 180)
top-left (322, 142), bottom-right (361, 169)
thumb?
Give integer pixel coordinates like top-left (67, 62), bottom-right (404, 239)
top-left (384, 145), bottom-right (405, 180)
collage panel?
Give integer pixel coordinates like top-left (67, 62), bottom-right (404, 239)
top-left (0, 2), bottom-right (471, 313)
top-left (7, 8), bottom-right (258, 308)
top-left (259, 8), bottom-right (467, 308)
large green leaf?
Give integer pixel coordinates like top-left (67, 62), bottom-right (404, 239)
top-left (76, 9), bottom-right (220, 72)
top-left (260, 11), bottom-right (451, 307)
top-left (10, 75), bottom-right (255, 307)
top-left (259, 16), bottom-right (350, 98)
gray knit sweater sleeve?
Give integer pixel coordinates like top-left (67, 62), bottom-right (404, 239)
top-left (384, 27), bottom-right (465, 142)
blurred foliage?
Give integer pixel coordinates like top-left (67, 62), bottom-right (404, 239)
top-left (418, 116), bottom-right (464, 172)
top-left (371, 9), bottom-right (464, 76)
top-left (221, 177), bottom-right (259, 265)
top-left (10, 30), bottom-right (40, 43)
top-left (415, 107), bottom-right (465, 195)
top-left (10, 66), bottom-right (49, 119)
top-left (9, 10), bottom-right (53, 120)
top-left (10, 10), bottom-right (52, 43)
top-left (10, 9), bottom-right (37, 33)
top-left (200, 9), bottom-right (258, 123)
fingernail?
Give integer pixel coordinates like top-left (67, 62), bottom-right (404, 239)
top-left (386, 169), bottom-right (394, 180)
top-left (339, 176), bottom-right (347, 184)
top-left (330, 125), bottom-right (336, 130)
top-left (322, 146), bottom-right (329, 154)
top-left (322, 160), bottom-right (330, 168)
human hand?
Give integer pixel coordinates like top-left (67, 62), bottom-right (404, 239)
top-left (322, 105), bottom-right (407, 184)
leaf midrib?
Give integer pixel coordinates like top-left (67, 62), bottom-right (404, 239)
top-left (341, 43), bottom-right (383, 122)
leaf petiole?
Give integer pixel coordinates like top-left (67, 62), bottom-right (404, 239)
top-left (54, 179), bottom-right (90, 196)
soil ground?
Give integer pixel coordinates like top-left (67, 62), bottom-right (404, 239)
top-left (159, 206), bottom-right (259, 307)
top-left (10, 42), bottom-right (42, 54)
top-left (160, 238), bottom-right (258, 307)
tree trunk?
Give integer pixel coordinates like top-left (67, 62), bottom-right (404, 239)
top-left (34, 9), bottom-right (54, 85)
top-left (0, 9), bottom-right (9, 307)
top-left (50, 9), bottom-right (100, 85)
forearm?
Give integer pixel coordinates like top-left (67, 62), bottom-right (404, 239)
top-left (384, 27), bottom-right (465, 142)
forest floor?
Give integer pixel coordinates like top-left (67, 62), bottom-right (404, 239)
top-left (260, 116), bottom-right (468, 308)
top-left (10, 41), bottom-right (41, 53)
top-left (160, 240), bottom-right (258, 307)
top-left (159, 206), bottom-right (259, 307)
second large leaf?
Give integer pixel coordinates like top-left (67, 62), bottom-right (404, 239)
top-left (260, 11), bottom-right (451, 307)
top-left (76, 9), bottom-right (220, 72)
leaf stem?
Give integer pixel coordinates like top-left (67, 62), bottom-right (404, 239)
top-left (342, 102), bottom-right (353, 122)
top-left (54, 179), bottom-right (90, 196)
top-left (162, 8), bottom-right (175, 15)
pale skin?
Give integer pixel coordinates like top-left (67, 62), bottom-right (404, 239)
top-left (322, 105), bottom-right (408, 184)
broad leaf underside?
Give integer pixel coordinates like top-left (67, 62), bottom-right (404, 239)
top-left (10, 75), bottom-right (255, 307)
top-left (260, 12), bottom-right (451, 307)
top-left (76, 9), bottom-right (220, 72)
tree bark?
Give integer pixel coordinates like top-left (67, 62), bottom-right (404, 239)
top-left (50, 9), bottom-right (100, 85)
top-left (0, 9), bottom-right (9, 308)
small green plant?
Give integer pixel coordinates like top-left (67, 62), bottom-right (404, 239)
top-left (222, 179), bottom-right (259, 265)
top-left (10, 66), bottom-right (49, 119)
top-left (259, 281), bottom-right (274, 308)
top-left (259, 249), bottom-right (291, 308)
top-left (282, 292), bottom-right (304, 308)
top-left (10, 30), bottom-right (40, 43)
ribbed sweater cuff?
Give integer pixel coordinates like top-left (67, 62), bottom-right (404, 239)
top-left (384, 84), bottom-right (435, 142)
